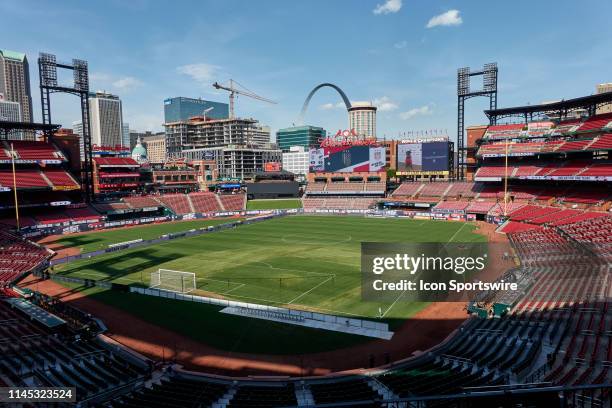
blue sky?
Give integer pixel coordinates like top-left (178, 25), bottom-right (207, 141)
top-left (3, 0), bottom-right (612, 143)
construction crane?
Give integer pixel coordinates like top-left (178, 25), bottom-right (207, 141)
top-left (212, 79), bottom-right (276, 119)
top-left (201, 106), bottom-right (214, 120)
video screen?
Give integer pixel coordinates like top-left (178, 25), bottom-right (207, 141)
top-left (397, 141), bottom-right (449, 172)
top-left (309, 145), bottom-right (385, 172)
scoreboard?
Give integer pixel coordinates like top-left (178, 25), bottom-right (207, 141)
top-left (309, 145), bottom-right (385, 173)
top-left (396, 141), bottom-right (451, 176)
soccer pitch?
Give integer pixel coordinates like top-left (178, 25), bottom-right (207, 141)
top-left (54, 215), bottom-right (484, 321)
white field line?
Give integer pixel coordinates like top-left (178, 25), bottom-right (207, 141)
top-left (381, 289), bottom-right (407, 318)
top-left (222, 283), bottom-right (246, 295)
top-left (381, 221), bottom-right (469, 318)
top-left (448, 222), bottom-right (468, 243)
top-left (288, 275), bottom-right (335, 304)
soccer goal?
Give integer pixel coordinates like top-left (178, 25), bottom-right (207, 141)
top-left (150, 269), bottom-right (197, 293)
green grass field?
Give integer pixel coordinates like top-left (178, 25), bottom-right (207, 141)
top-left (55, 216), bottom-right (483, 320)
top-left (53, 215), bottom-right (484, 354)
top-left (53, 218), bottom-right (240, 253)
top-left (246, 199), bottom-right (302, 210)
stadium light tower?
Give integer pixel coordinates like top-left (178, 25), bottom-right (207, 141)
top-left (457, 62), bottom-right (498, 180)
top-left (38, 53), bottom-right (94, 202)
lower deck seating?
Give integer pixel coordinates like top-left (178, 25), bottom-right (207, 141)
top-left (110, 377), bottom-right (228, 408)
top-left (309, 378), bottom-right (379, 405)
top-left (0, 299), bottom-right (148, 401)
top-left (228, 384), bottom-right (297, 408)
top-left (302, 197), bottom-right (376, 210)
top-left (189, 192), bottom-right (222, 213)
top-left (123, 196), bottom-right (162, 209)
top-left (156, 194), bottom-right (192, 215)
top-left (218, 194), bottom-right (245, 211)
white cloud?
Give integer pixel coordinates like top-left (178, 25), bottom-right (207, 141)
top-left (320, 102), bottom-right (346, 110)
top-left (399, 104), bottom-right (434, 120)
top-left (373, 96), bottom-right (398, 112)
top-left (176, 63), bottom-right (220, 84)
top-left (90, 72), bottom-right (111, 82)
top-left (112, 76), bottom-right (143, 90)
top-left (373, 0), bottom-right (402, 15)
top-left (426, 10), bottom-right (462, 28)
top-left (393, 40), bottom-right (408, 49)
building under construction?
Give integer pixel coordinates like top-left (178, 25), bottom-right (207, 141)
top-left (165, 116), bottom-right (280, 179)
top-left (164, 116), bottom-right (271, 157)
top-left (181, 145), bottom-right (282, 179)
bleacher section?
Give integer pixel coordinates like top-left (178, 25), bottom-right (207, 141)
top-left (309, 378), bottom-right (379, 405)
top-left (42, 168), bottom-right (80, 189)
top-left (305, 181), bottom-right (386, 196)
top-left (432, 201), bottom-right (469, 212)
top-left (228, 383), bottom-right (297, 408)
top-left (302, 197), bottom-right (376, 210)
top-left (94, 157), bottom-right (140, 167)
top-left (0, 169), bottom-right (50, 189)
top-left (484, 123), bottom-right (524, 140)
top-left (3, 140), bottom-right (66, 162)
top-left (109, 377), bottom-right (228, 408)
top-left (188, 192), bottom-right (222, 213)
top-left (0, 168), bottom-right (81, 190)
top-left (118, 192), bottom-right (246, 216)
top-left (475, 160), bottom-right (612, 180)
top-left (0, 231), bottom-right (49, 286)
top-left (123, 196), bottom-right (162, 209)
top-left (575, 112), bottom-right (612, 132)
top-left (218, 194), bottom-right (245, 211)
top-left (155, 194), bottom-right (192, 215)
top-left (0, 298), bottom-right (148, 403)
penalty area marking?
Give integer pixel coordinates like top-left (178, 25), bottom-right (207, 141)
top-left (288, 275), bottom-right (335, 304)
top-left (381, 289), bottom-right (408, 318)
top-left (448, 222), bottom-right (468, 243)
top-left (222, 283), bottom-right (246, 295)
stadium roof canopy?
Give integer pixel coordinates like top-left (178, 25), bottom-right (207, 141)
top-left (484, 91), bottom-right (612, 122)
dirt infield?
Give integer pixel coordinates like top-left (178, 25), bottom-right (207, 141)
top-left (22, 220), bottom-right (514, 377)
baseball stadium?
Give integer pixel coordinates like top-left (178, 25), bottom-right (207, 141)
top-left (1, 4), bottom-right (612, 407)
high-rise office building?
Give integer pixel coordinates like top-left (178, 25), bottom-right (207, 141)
top-left (164, 97), bottom-right (229, 123)
top-left (89, 91), bottom-right (124, 147)
top-left (0, 49), bottom-right (33, 126)
top-left (122, 122), bottom-right (130, 149)
top-left (348, 101), bottom-right (377, 138)
top-left (0, 96), bottom-right (21, 121)
top-left (72, 120), bottom-right (84, 159)
top-left (142, 133), bottom-right (167, 164)
top-left (596, 83), bottom-right (612, 114)
top-left (0, 95), bottom-right (22, 139)
top-left (276, 125), bottom-right (325, 151)
top-left (282, 146), bottom-right (310, 176)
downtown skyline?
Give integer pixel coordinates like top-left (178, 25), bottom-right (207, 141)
top-left (2, 0), bottom-right (612, 143)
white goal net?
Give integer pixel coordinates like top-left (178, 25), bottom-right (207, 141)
top-left (150, 269), bottom-right (196, 293)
